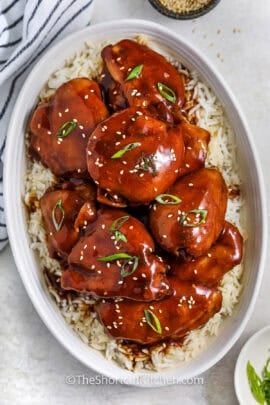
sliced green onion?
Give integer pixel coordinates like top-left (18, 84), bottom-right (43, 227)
top-left (120, 256), bottom-right (139, 277)
top-left (247, 361), bottom-right (265, 405)
top-left (52, 198), bottom-right (65, 232)
top-left (138, 153), bottom-right (157, 177)
top-left (110, 216), bottom-right (130, 243)
top-left (155, 194), bottom-right (181, 205)
top-left (110, 216), bottom-right (130, 232)
top-left (263, 358), bottom-right (270, 380)
top-left (98, 253), bottom-right (132, 262)
top-left (98, 253), bottom-right (139, 278)
top-left (56, 120), bottom-right (77, 138)
top-left (179, 209), bottom-right (208, 227)
top-left (111, 142), bottom-right (141, 159)
top-left (144, 309), bottom-right (162, 334)
top-left (157, 82), bottom-right (176, 103)
top-left (125, 64), bottom-right (143, 81)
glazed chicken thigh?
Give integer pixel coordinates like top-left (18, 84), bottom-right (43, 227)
top-left (101, 39), bottom-right (185, 122)
top-left (40, 182), bottom-right (96, 259)
top-left (149, 168), bottom-right (228, 257)
top-left (30, 78), bottom-right (109, 178)
top-left (95, 277), bottom-right (222, 344)
top-left (61, 208), bottom-right (171, 301)
top-left (87, 107), bottom-right (185, 203)
top-left (170, 221), bottom-right (243, 287)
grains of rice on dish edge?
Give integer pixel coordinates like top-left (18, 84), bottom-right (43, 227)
top-left (24, 37), bottom-right (246, 372)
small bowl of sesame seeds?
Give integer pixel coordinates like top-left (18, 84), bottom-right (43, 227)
top-left (148, 0), bottom-right (222, 19)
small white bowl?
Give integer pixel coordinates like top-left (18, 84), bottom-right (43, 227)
top-left (3, 19), bottom-right (267, 386)
top-left (235, 326), bottom-right (270, 404)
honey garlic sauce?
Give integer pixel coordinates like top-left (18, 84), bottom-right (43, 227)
top-left (61, 208), bottom-right (172, 301)
top-left (95, 277), bottom-right (222, 345)
top-left (149, 168), bottom-right (228, 257)
top-left (102, 39), bottom-right (185, 118)
top-left (30, 78), bottom-right (109, 178)
top-left (87, 107), bottom-right (185, 203)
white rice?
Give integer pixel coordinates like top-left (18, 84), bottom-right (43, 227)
top-left (24, 37), bottom-right (246, 372)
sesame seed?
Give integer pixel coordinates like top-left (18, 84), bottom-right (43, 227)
top-left (168, 214), bottom-right (173, 218)
top-left (132, 277), bottom-right (138, 281)
top-left (165, 326), bottom-right (170, 331)
top-left (37, 123), bottom-right (41, 129)
top-left (97, 270), bottom-right (102, 274)
top-left (47, 131), bottom-right (52, 135)
top-left (185, 163), bottom-right (190, 168)
top-left (107, 326), bottom-right (112, 330)
top-left (101, 224), bottom-right (106, 229)
top-left (129, 225), bottom-right (134, 230)
top-left (162, 235), bottom-right (167, 239)
top-left (116, 131), bottom-right (122, 135)
top-left (87, 151), bottom-right (92, 156)
top-left (120, 66), bottom-right (125, 70)
top-left (194, 269), bottom-right (198, 274)
top-left (58, 112), bottom-right (62, 117)
top-left (120, 170), bottom-right (124, 175)
top-left (141, 273), bottom-right (147, 278)
top-left (118, 280), bottom-right (124, 285)
top-left (84, 95), bottom-right (89, 99)
top-left (188, 183), bottom-right (194, 187)
top-left (154, 187), bottom-right (158, 192)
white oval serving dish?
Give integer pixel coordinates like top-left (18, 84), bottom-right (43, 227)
top-left (3, 19), bottom-right (267, 387)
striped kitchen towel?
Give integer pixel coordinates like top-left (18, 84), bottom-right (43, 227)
top-left (0, 0), bottom-right (96, 251)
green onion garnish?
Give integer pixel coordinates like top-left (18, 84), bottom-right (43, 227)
top-left (144, 309), bottom-right (162, 334)
top-left (155, 194), bottom-right (181, 205)
top-left (246, 361), bottom-right (266, 405)
top-left (120, 256), bottom-right (139, 278)
top-left (98, 253), bottom-right (132, 262)
top-left (111, 142), bottom-right (141, 159)
top-left (137, 153), bottom-right (157, 177)
top-left (51, 198), bottom-right (65, 231)
top-left (125, 64), bottom-right (143, 81)
top-left (56, 120), bottom-right (77, 138)
top-left (98, 253), bottom-right (139, 278)
top-left (109, 216), bottom-right (130, 243)
top-left (157, 82), bottom-right (176, 103)
top-left (179, 209), bottom-right (208, 227)
top-left (263, 358), bottom-right (270, 380)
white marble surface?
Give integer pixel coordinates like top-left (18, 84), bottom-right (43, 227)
top-left (1, 0), bottom-right (270, 403)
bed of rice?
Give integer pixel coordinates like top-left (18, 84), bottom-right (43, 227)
top-left (24, 36), bottom-right (246, 372)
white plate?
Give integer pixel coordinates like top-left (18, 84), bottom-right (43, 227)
top-left (3, 19), bottom-right (267, 387)
top-left (235, 326), bottom-right (270, 404)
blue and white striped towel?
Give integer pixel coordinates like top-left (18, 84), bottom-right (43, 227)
top-left (0, 0), bottom-right (96, 251)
